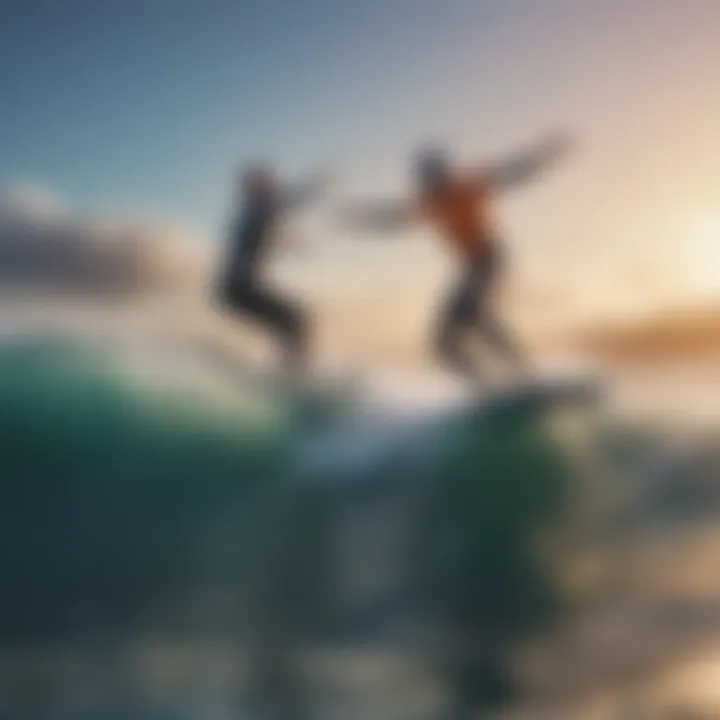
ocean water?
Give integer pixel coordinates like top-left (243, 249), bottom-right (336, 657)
top-left (1, 332), bottom-right (717, 719)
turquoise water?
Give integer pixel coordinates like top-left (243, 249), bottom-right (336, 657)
top-left (0, 336), bottom-right (592, 717)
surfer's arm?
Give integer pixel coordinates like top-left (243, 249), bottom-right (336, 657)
top-left (280, 169), bottom-right (333, 212)
top-left (339, 199), bottom-right (419, 234)
top-left (482, 131), bottom-right (574, 192)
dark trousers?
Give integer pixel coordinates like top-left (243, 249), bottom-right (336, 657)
top-left (434, 246), bottom-right (523, 380)
top-left (218, 276), bottom-right (307, 375)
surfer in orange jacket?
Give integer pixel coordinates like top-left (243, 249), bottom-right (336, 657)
top-left (341, 131), bottom-right (573, 382)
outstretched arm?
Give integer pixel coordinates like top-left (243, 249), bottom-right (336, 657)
top-left (280, 169), bottom-right (333, 211)
top-left (339, 198), bottom-right (418, 235)
top-left (483, 131), bottom-right (574, 192)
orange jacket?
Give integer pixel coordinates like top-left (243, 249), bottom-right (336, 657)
top-left (417, 173), bottom-right (494, 263)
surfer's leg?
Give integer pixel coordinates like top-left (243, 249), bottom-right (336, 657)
top-left (250, 287), bottom-right (308, 377)
top-left (480, 314), bottom-right (527, 370)
top-left (433, 270), bottom-right (484, 380)
top-left (473, 249), bottom-right (529, 374)
top-left (220, 280), bottom-right (308, 376)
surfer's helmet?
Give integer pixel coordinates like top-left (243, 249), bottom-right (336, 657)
top-left (414, 145), bottom-right (452, 191)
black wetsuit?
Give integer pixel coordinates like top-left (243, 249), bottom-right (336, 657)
top-left (434, 243), bottom-right (523, 379)
top-left (217, 196), bottom-right (306, 373)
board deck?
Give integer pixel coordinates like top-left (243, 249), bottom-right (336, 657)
top-left (471, 374), bottom-right (601, 415)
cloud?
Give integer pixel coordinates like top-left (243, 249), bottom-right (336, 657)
top-left (0, 185), bottom-right (211, 297)
top-left (0, 184), bottom-right (68, 221)
top-left (567, 304), bottom-right (720, 364)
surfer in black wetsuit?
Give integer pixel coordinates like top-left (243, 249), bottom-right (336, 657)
top-left (216, 164), bottom-right (330, 377)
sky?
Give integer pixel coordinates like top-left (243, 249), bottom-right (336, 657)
top-left (2, 0), bottom-right (720, 326)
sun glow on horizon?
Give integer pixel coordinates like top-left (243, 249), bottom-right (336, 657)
top-left (680, 209), bottom-right (720, 296)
